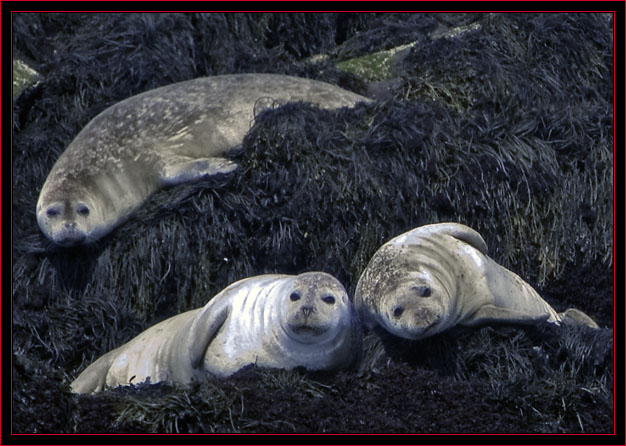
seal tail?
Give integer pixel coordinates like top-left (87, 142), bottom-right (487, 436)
top-left (70, 349), bottom-right (119, 394)
top-left (557, 308), bottom-right (599, 329)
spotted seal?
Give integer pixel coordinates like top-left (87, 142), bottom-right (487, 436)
top-left (354, 222), bottom-right (598, 340)
top-left (71, 272), bottom-right (361, 393)
top-left (37, 74), bottom-right (370, 246)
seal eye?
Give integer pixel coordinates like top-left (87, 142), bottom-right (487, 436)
top-left (412, 285), bottom-right (432, 298)
top-left (46, 208), bottom-right (59, 218)
top-left (290, 292), bottom-right (301, 302)
top-left (393, 305), bottom-right (405, 318)
top-left (321, 295), bottom-right (335, 305)
top-left (76, 205), bottom-right (90, 216)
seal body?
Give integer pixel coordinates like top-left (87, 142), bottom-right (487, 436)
top-left (71, 272), bottom-right (361, 394)
top-left (354, 222), bottom-right (598, 340)
top-left (37, 74), bottom-right (370, 245)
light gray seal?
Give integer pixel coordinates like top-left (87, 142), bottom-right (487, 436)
top-left (37, 74), bottom-right (370, 246)
top-left (71, 272), bottom-right (361, 394)
top-left (354, 222), bottom-right (598, 340)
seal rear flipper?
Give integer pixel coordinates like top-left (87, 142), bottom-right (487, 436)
top-left (70, 349), bottom-right (119, 394)
top-left (186, 303), bottom-right (230, 369)
top-left (161, 156), bottom-right (238, 186)
top-left (463, 304), bottom-right (552, 327)
top-left (484, 259), bottom-right (561, 324)
top-left (559, 308), bottom-right (599, 328)
top-left (394, 222), bottom-right (488, 254)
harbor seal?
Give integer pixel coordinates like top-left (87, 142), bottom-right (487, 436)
top-left (71, 272), bottom-right (361, 394)
top-left (37, 74), bottom-right (370, 246)
top-left (354, 222), bottom-right (598, 340)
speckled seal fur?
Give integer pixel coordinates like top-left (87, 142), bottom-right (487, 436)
top-left (71, 272), bottom-right (362, 393)
top-left (37, 74), bottom-right (370, 246)
top-left (355, 222), bottom-right (598, 340)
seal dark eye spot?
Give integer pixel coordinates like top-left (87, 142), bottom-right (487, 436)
top-left (76, 205), bottom-right (90, 216)
top-left (321, 295), bottom-right (335, 304)
top-left (412, 285), bottom-right (432, 298)
top-left (46, 208), bottom-right (59, 218)
top-left (290, 292), bottom-right (301, 302)
top-left (393, 306), bottom-right (405, 318)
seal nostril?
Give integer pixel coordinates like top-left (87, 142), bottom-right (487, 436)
top-left (393, 306), bottom-right (404, 318)
top-left (417, 308), bottom-right (431, 320)
top-left (301, 305), bottom-right (314, 316)
top-left (412, 285), bottom-right (432, 298)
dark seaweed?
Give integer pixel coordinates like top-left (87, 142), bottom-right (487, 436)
top-left (12, 12), bottom-right (613, 435)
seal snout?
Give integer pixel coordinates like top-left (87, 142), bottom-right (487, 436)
top-left (300, 305), bottom-right (316, 317)
top-left (390, 283), bottom-right (436, 320)
top-left (385, 288), bottom-right (443, 335)
top-left (390, 304), bottom-right (437, 323)
top-left (384, 300), bottom-right (443, 340)
top-left (54, 232), bottom-right (87, 246)
top-left (50, 220), bottom-right (88, 246)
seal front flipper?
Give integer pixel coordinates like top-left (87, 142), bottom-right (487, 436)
top-left (463, 304), bottom-right (552, 327)
top-left (161, 156), bottom-right (238, 186)
top-left (186, 300), bottom-right (230, 369)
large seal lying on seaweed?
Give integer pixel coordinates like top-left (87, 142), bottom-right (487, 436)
top-left (71, 272), bottom-right (361, 394)
top-left (354, 222), bottom-right (598, 340)
top-left (37, 73), bottom-right (369, 246)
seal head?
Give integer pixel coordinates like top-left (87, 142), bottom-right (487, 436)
top-left (282, 272), bottom-right (353, 342)
top-left (36, 183), bottom-right (103, 246)
top-left (355, 240), bottom-right (459, 340)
